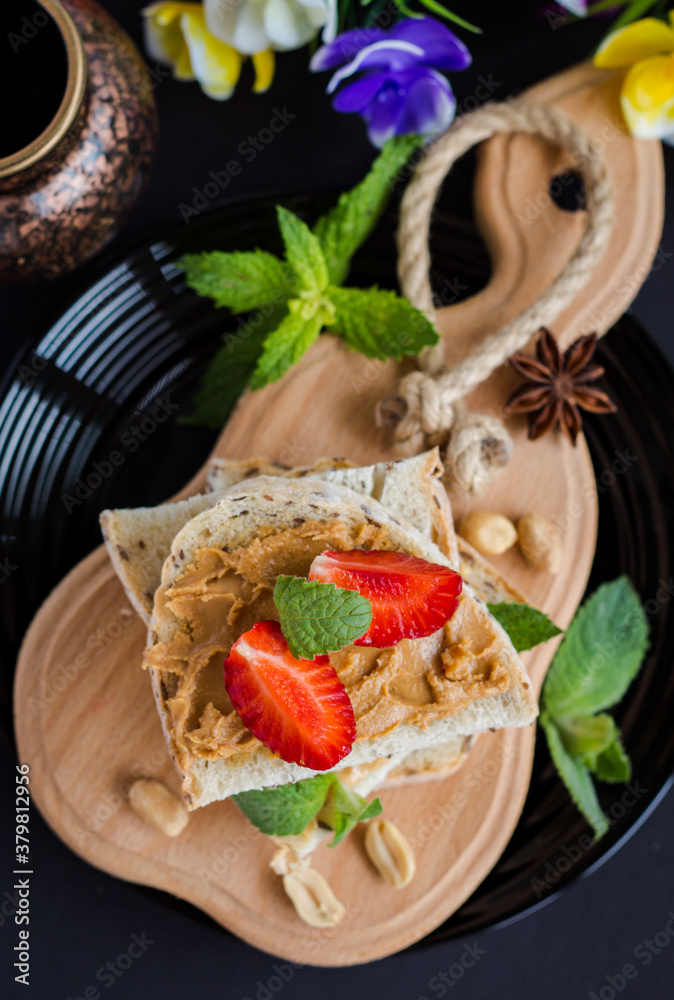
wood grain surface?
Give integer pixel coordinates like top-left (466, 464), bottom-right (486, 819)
top-left (14, 62), bottom-right (663, 966)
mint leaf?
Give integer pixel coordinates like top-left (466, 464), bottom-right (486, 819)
top-left (487, 602), bottom-right (562, 653)
top-left (318, 781), bottom-right (383, 847)
top-left (592, 734), bottom-right (631, 784)
top-left (249, 309), bottom-right (323, 390)
top-left (180, 305), bottom-right (287, 429)
top-left (277, 206), bottom-right (329, 292)
top-left (313, 134), bottom-right (423, 285)
top-left (555, 712), bottom-right (615, 761)
top-left (329, 285), bottom-right (438, 360)
top-left (233, 774), bottom-right (334, 837)
top-left (182, 250), bottom-right (297, 313)
top-left (274, 575), bottom-right (372, 659)
top-left (232, 774), bottom-right (381, 843)
top-left (542, 577), bottom-right (649, 718)
top-left (556, 713), bottom-right (631, 783)
top-left (540, 713), bottom-right (609, 839)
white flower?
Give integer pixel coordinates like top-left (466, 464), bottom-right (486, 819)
top-left (143, 3), bottom-right (274, 100)
top-left (205, 0), bottom-right (336, 57)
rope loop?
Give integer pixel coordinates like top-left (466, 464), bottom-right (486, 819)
top-left (383, 99), bottom-right (614, 494)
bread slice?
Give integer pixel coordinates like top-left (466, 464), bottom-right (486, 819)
top-left (140, 472), bottom-right (536, 808)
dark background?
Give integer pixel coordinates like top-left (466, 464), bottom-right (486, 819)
top-left (1, 1), bottom-right (673, 996)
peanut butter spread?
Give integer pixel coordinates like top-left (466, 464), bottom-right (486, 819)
top-left (143, 520), bottom-right (511, 773)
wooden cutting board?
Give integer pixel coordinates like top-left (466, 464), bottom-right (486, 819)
top-left (14, 63), bottom-right (663, 966)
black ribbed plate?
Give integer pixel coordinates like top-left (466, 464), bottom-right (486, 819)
top-left (2, 196), bottom-right (673, 946)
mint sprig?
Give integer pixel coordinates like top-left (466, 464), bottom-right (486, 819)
top-left (487, 601), bottom-right (562, 653)
top-left (540, 576), bottom-right (649, 838)
top-left (233, 774), bottom-right (382, 846)
top-left (489, 581), bottom-right (646, 838)
top-left (181, 136), bottom-right (437, 429)
top-left (274, 575), bottom-right (372, 660)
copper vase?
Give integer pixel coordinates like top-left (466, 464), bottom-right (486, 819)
top-left (0, 0), bottom-right (158, 284)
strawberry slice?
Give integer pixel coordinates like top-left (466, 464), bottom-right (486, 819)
top-left (309, 550), bottom-right (462, 647)
top-left (224, 620), bottom-right (356, 770)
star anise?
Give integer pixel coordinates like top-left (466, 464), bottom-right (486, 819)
top-left (504, 328), bottom-right (617, 445)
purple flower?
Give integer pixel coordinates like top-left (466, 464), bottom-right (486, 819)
top-left (310, 17), bottom-right (471, 148)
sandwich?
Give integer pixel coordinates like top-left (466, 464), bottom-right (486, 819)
top-left (100, 449), bottom-right (536, 910)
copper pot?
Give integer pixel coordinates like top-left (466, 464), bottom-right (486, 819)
top-left (0, 0), bottom-right (158, 284)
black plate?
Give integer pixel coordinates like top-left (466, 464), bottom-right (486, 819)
top-left (2, 195), bottom-right (673, 946)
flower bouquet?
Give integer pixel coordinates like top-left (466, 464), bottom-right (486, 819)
top-left (142, 1), bottom-right (674, 145)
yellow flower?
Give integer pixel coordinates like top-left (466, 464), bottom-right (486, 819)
top-left (142, 3), bottom-right (275, 100)
top-left (594, 13), bottom-right (674, 139)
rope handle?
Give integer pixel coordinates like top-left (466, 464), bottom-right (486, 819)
top-left (383, 100), bottom-right (614, 494)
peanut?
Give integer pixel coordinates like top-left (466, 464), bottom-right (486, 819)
top-left (364, 820), bottom-right (416, 889)
top-left (517, 513), bottom-right (562, 573)
top-left (128, 778), bottom-right (189, 837)
top-left (270, 819), bottom-right (326, 875)
top-left (457, 511), bottom-right (517, 556)
top-left (282, 868), bottom-right (346, 928)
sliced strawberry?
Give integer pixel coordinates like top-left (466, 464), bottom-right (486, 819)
top-left (224, 620), bottom-right (356, 770)
top-left (309, 549), bottom-right (462, 648)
